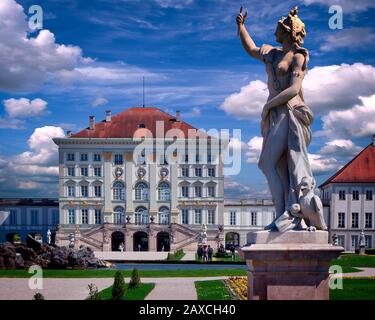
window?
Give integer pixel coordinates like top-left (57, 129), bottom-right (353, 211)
top-left (114, 207), bottom-right (125, 225)
top-left (159, 207), bottom-right (170, 225)
top-left (196, 154), bottom-right (200, 163)
top-left (68, 209), bottom-right (75, 224)
top-left (182, 209), bottom-right (189, 224)
top-left (365, 212), bottom-right (373, 229)
top-left (194, 209), bottom-right (202, 224)
top-left (195, 167), bottom-right (202, 177)
top-left (181, 186), bottom-right (189, 198)
top-left (9, 210), bottom-right (17, 225)
top-left (365, 235), bottom-right (373, 248)
top-left (67, 153), bottom-right (75, 161)
top-left (251, 212), bottom-right (257, 226)
top-left (181, 167), bottom-right (189, 177)
top-left (208, 209), bottom-right (215, 225)
top-left (351, 235), bottom-right (359, 250)
top-left (208, 167), bottom-right (215, 177)
top-left (366, 190), bottom-right (373, 201)
top-left (158, 182), bottom-right (170, 201)
top-left (195, 186), bottom-right (202, 198)
top-left (52, 210), bottom-right (59, 225)
top-left (94, 185), bottom-right (102, 197)
top-left (81, 185), bottom-right (88, 197)
top-left (94, 167), bottom-right (101, 177)
top-left (352, 190), bottom-right (359, 201)
top-left (113, 182), bottom-right (125, 201)
top-left (81, 209), bottom-right (88, 224)
top-left (114, 154), bottom-right (123, 165)
top-left (95, 209), bottom-right (102, 224)
top-left (184, 154), bottom-right (189, 163)
top-left (67, 167), bottom-right (75, 177)
top-left (81, 167), bottom-right (88, 177)
top-left (135, 182), bottom-right (149, 201)
top-left (80, 153), bottom-right (88, 162)
top-left (351, 212), bottom-right (359, 228)
top-left (31, 210), bottom-right (39, 225)
top-left (337, 235), bottom-right (345, 248)
top-left (230, 211), bottom-right (236, 226)
top-left (93, 153), bottom-right (101, 162)
top-left (135, 207), bottom-right (149, 225)
top-left (338, 212), bottom-right (345, 228)
top-left (208, 186), bottom-right (215, 197)
top-left (339, 190), bottom-right (346, 200)
top-left (68, 185), bottom-right (75, 197)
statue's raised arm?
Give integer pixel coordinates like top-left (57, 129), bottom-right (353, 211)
top-left (236, 6), bottom-right (261, 61)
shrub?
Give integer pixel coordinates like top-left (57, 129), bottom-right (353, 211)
top-left (129, 268), bottom-right (141, 289)
top-left (111, 271), bottom-right (125, 300)
top-left (167, 249), bottom-right (184, 260)
top-left (87, 283), bottom-right (100, 300)
top-left (33, 292), bottom-right (45, 300)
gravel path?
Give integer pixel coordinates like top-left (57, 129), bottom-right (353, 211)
top-left (0, 276), bottom-right (227, 300)
top-left (180, 252), bottom-right (196, 261)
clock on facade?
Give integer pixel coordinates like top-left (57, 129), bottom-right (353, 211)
top-left (137, 167), bottom-right (146, 178)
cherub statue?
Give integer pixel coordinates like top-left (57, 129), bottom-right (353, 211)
top-left (298, 177), bottom-right (327, 231)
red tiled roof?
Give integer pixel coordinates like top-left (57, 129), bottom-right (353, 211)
top-left (71, 107), bottom-right (202, 139)
top-left (319, 144), bottom-right (375, 187)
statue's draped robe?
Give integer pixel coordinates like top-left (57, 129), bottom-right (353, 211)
top-left (259, 44), bottom-right (314, 212)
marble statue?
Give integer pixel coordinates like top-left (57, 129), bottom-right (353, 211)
top-left (237, 6), bottom-right (326, 232)
top-left (47, 229), bottom-right (51, 245)
top-left (200, 224), bottom-right (208, 244)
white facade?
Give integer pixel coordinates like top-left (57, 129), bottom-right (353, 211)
top-left (223, 199), bottom-right (275, 248)
top-left (321, 184), bottom-right (374, 251)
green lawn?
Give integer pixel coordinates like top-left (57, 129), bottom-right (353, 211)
top-left (195, 280), bottom-right (232, 300)
top-left (0, 268), bottom-right (246, 278)
top-left (330, 279), bottom-right (375, 300)
top-left (99, 283), bottom-right (155, 300)
top-left (331, 254), bottom-right (375, 273)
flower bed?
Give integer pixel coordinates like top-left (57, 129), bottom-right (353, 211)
top-left (225, 276), bottom-right (247, 300)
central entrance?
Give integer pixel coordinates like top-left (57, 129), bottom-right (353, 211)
top-left (133, 231), bottom-right (149, 251)
top-left (157, 232), bottom-right (170, 252)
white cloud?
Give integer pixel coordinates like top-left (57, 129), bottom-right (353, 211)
top-left (154, 0), bottom-right (194, 9)
top-left (14, 126), bottom-right (64, 166)
top-left (320, 28), bottom-right (375, 52)
top-left (246, 136), bottom-right (263, 164)
top-left (91, 97), bottom-right (108, 108)
top-left (303, 0), bottom-right (375, 12)
top-left (0, 126), bottom-right (64, 196)
top-left (320, 95), bottom-right (375, 138)
top-left (224, 176), bottom-right (271, 199)
top-left (220, 80), bottom-right (268, 120)
top-left (221, 64), bottom-right (375, 119)
top-left (308, 154), bottom-right (341, 175)
top-left (0, 117), bottom-right (23, 129)
top-left (4, 98), bottom-right (48, 118)
top-left (0, 0), bottom-right (88, 92)
top-left (228, 138), bottom-right (247, 153)
top-left (318, 139), bottom-right (362, 157)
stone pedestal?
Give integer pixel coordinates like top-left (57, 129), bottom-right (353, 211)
top-left (240, 230), bottom-right (344, 300)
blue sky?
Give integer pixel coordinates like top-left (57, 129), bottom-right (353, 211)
top-left (0, 0), bottom-right (374, 198)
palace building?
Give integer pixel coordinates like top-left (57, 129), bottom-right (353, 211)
top-left (53, 107), bottom-right (226, 252)
top-left (320, 136), bottom-right (375, 252)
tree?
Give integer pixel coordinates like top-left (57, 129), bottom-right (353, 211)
top-left (129, 268), bottom-right (141, 289)
top-left (112, 271), bottom-right (125, 300)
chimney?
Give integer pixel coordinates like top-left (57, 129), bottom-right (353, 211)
top-left (176, 110), bottom-right (181, 122)
top-left (106, 110), bottom-right (112, 122)
top-left (66, 130), bottom-right (72, 137)
top-left (89, 116), bottom-right (95, 130)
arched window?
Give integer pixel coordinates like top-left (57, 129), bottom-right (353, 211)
top-left (135, 206), bottom-right (149, 225)
top-left (135, 182), bottom-right (149, 201)
top-left (158, 182), bottom-right (170, 201)
top-left (113, 207), bottom-right (125, 225)
top-left (158, 207), bottom-right (170, 225)
top-left (113, 181), bottom-right (125, 201)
